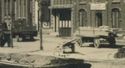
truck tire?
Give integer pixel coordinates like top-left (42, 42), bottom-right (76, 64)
top-left (94, 38), bottom-right (100, 48)
top-left (30, 36), bottom-right (34, 40)
top-left (22, 37), bottom-right (26, 41)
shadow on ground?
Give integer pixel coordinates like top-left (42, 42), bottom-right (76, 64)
top-left (18, 39), bottom-right (39, 42)
top-left (88, 44), bottom-right (124, 49)
top-left (0, 63), bottom-right (91, 68)
top-left (100, 44), bottom-right (124, 49)
top-left (43, 63), bottom-right (91, 68)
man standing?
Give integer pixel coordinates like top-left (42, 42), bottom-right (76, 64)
top-left (0, 23), bottom-right (4, 47)
top-left (0, 22), bottom-right (11, 47)
top-left (108, 32), bottom-right (117, 48)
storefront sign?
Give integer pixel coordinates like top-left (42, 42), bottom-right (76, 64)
top-left (90, 3), bottom-right (106, 10)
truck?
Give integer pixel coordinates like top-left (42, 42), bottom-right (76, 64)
top-left (75, 26), bottom-right (118, 48)
top-left (12, 19), bottom-right (38, 41)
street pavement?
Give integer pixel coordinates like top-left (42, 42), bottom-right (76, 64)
top-left (0, 32), bottom-right (125, 68)
top-left (0, 32), bottom-right (125, 61)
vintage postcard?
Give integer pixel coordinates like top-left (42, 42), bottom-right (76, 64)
top-left (0, 0), bottom-right (125, 68)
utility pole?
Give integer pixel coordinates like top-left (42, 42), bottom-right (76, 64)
top-left (10, 0), bottom-right (15, 48)
top-left (39, 0), bottom-right (43, 50)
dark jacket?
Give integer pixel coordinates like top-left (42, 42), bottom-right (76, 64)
top-left (2, 22), bottom-right (8, 31)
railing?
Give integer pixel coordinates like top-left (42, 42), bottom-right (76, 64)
top-left (51, 0), bottom-right (73, 5)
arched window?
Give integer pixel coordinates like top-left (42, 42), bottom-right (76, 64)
top-left (111, 8), bottom-right (121, 28)
top-left (79, 9), bottom-right (87, 27)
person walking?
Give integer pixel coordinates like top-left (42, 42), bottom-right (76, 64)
top-left (108, 32), bottom-right (117, 48)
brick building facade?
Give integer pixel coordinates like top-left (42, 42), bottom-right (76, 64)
top-left (50, 0), bottom-right (125, 37)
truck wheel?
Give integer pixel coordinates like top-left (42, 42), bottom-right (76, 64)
top-left (94, 38), bottom-right (100, 48)
top-left (22, 37), bottom-right (26, 41)
top-left (30, 36), bottom-right (34, 40)
top-left (109, 39), bottom-right (116, 47)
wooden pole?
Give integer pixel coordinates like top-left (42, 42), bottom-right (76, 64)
top-left (40, 16), bottom-right (43, 50)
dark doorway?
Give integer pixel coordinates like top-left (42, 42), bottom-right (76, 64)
top-left (112, 8), bottom-right (121, 28)
top-left (53, 9), bottom-right (71, 37)
top-left (95, 12), bottom-right (102, 27)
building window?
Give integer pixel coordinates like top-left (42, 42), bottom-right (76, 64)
top-left (95, 11), bottom-right (102, 27)
top-left (8, 0), bottom-right (10, 15)
top-left (59, 9), bottom-right (71, 28)
top-left (79, 9), bottom-right (87, 27)
top-left (4, 0), bottom-right (7, 16)
top-left (111, 8), bottom-right (121, 28)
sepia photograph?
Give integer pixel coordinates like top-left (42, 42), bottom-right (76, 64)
top-left (0, 0), bottom-right (125, 68)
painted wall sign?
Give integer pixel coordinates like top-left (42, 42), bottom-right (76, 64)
top-left (90, 3), bottom-right (106, 10)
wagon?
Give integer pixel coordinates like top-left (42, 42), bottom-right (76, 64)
top-left (76, 26), bottom-right (117, 48)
